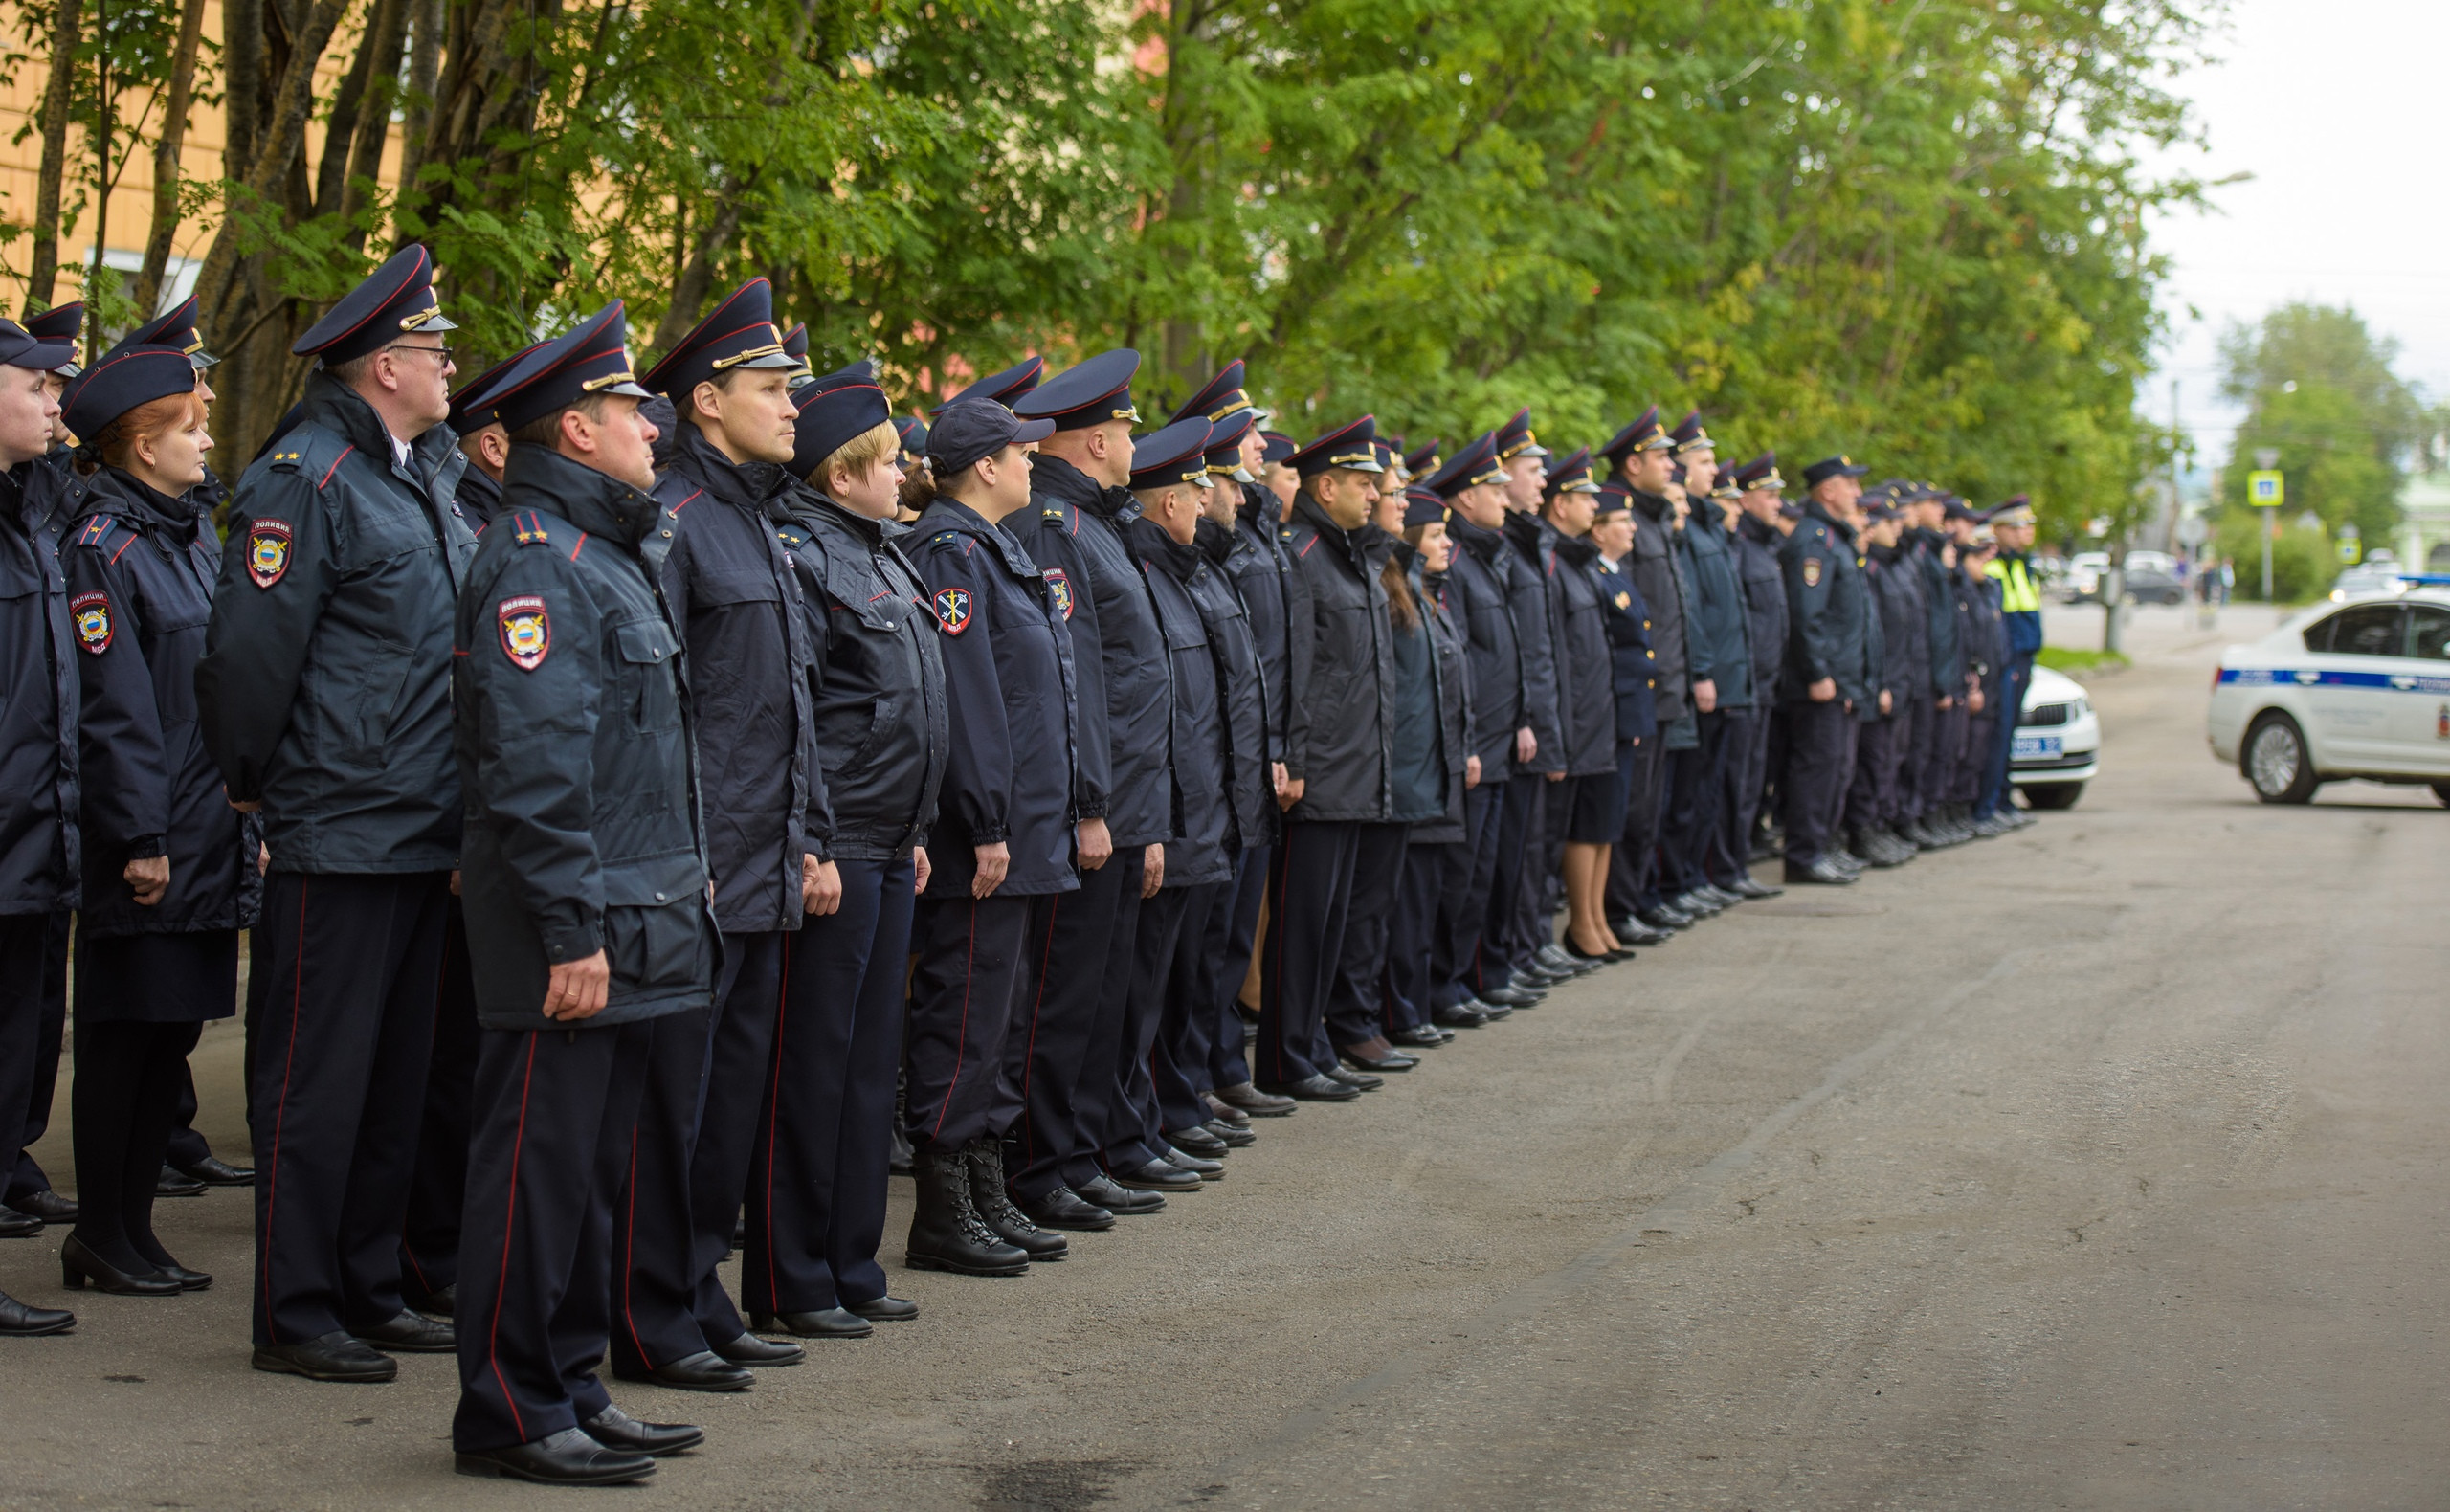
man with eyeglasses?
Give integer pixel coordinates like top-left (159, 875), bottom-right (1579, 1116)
top-left (198, 245), bottom-right (479, 1383)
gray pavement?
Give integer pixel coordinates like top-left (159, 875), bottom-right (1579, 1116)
top-left (3, 600), bottom-right (2443, 1510)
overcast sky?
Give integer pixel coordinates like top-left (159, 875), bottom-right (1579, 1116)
top-left (2144, 0), bottom-right (2450, 472)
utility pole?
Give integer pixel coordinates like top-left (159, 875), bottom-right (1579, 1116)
top-left (2253, 448), bottom-right (2283, 602)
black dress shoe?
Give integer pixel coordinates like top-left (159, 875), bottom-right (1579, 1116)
top-left (578, 1405), bottom-right (703, 1456)
top-left (254, 1330), bottom-right (399, 1382)
top-left (1254, 1074), bottom-right (1358, 1102)
top-left (1210, 1082), bottom-right (1296, 1118)
top-left (1722, 876), bottom-right (1783, 900)
top-left (1783, 857), bottom-right (1857, 885)
top-left (1166, 1123), bottom-right (1231, 1157)
top-left (1667, 889), bottom-right (1724, 918)
top-left (713, 1331), bottom-right (804, 1366)
top-left (1432, 1001), bottom-right (1488, 1029)
top-left (0, 1290), bottom-right (72, 1336)
top-left (1019, 1185), bottom-right (1116, 1231)
top-left (1534, 945), bottom-right (1599, 976)
top-left (846, 1294), bottom-right (919, 1322)
top-left (154, 1167), bottom-right (205, 1199)
top-left (457, 1428), bottom-right (657, 1484)
top-left (1201, 1095), bottom-right (1253, 1127)
top-left (746, 1308), bottom-right (871, 1339)
top-left (405, 1283), bottom-right (455, 1318)
top-left (1339, 1046), bottom-right (1417, 1074)
top-left (350, 1310), bottom-right (454, 1353)
top-left (1477, 985), bottom-right (1544, 1010)
top-left (1162, 1145), bottom-right (1224, 1181)
top-left (1075, 1174), bottom-right (1166, 1214)
top-left (0, 1206), bottom-right (43, 1238)
top-left (13, 1190), bottom-right (75, 1221)
top-left (1390, 1024), bottom-right (1447, 1048)
top-left (1325, 1066), bottom-right (1383, 1092)
top-left (1111, 1157), bottom-right (1200, 1191)
top-left (1635, 905), bottom-right (1694, 931)
top-left (60, 1234), bottom-right (181, 1296)
top-left (174, 1154), bottom-right (255, 1187)
top-left (612, 1350), bottom-right (752, 1392)
top-left (1202, 1118), bottom-right (1258, 1147)
top-left (1459, 994), bottom-right (1511, 1021)
top-left (1611, 916), bottom-right (1673, 945)
top-left (153, 1260), bottom-right (212, 1292)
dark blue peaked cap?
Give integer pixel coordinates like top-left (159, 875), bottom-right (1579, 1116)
top-left (1015, 348), bottom-right (1142, 432)
top-left (1171, 358), bottom-right (1268, 426)
top-left (294, 245), bottom-right (456, 365)
top-left (449, 342), bottom-right (548, 435)
top-left (643, 278), bottom-right (797, 398)
top-left (1423, 433), bottom-right (1504, 497)
top-left (893, 415), bottom-right (928, 455)
top-left (791, 371), bottom-right (894, 481)
top-left (1287, 415), bottom-right (1385, 478)
top-left (1202, 409), bottom-right (1258, 475)
top-left (0, 316), bottom-right (78, 372)
top-left (1125, 417), bottom-right (1213, 492)
top-left (60, 345), bottom-right (194, 441)
top-left (935, 355), bottom-right (1044, 415)
top-left (1493, 407), bottom-right (1548, 461)
top-left (464, 302), bottom-right (652, 434)
top-left (1600, 405), bottom-right (1670, 464)
top-left (113, 294), bottom-right (217, 368)
top-left (24, 301), bottom-right (81, 377)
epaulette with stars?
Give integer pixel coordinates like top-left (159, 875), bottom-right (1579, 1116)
top-left (506, 511), bottom-right (555, 546)
top-left (70, 514), bottom-right (137, 558)
top-left (926, 530), bottom-right (963, 550)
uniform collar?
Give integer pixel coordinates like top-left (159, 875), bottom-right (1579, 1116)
top-left (667, 416), bottom-right (789, 517)
top-left (89, 466), bottom-right (203, 544)
top-left (501, 445), bottom-right (662, 546)
top-left (916, 496), bottom-right (1039, 577)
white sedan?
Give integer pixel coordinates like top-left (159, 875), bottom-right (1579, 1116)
top-left (2012, 664), bottom-right (2101, 809)
top-left (2206, 586), bottom-right (2450, 804)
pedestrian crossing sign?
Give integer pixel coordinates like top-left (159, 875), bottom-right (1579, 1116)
top-left (2248, 470), bottom-right (2283, 506)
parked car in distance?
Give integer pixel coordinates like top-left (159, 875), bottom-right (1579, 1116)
top-left (2206, 585), bottom-right (2450, 805)
top-left (2013, 664), bottom-right (2100, 809)
top-left (2063, 551), bottom-right (2110, 602)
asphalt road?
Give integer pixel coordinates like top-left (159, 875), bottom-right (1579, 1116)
top-left (2, 602), bottom-right (2443, 1511)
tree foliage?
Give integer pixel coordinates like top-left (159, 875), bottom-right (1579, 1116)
top-left (2217, 301), bottom-right (2422, 545)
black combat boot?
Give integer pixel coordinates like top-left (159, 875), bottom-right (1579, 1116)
top-left (966, 1140), bottom-right (1068, 1262)
top-left (906, 1146), bottom-right (1029, 1277)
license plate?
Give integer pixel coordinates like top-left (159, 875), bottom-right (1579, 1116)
top-left (2013, 735), bottom-right (2062, 760)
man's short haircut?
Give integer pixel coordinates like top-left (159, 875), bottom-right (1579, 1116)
top-left (324, 351), bottom-right (378, 388)
top-left (506, 391), bottom-right (615, 450)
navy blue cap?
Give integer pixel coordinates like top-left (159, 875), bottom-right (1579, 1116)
top-left (1800, 455), bottom-right (1869, 488)
top-left (892, 415), bottom-right (928, 456)
top-left (115, 294), bottom-right (217, 369)
top-left (1015, 348), bottom-right (1142, 432)
top-left (1669, 409), bottom-right (1713, 456)
top-left (1592, 485), bottom-right (1631, 519)
top-left (59, 345), bottom-right (195, 441)
top-left (293, 245), bottom-right (456, 365)
top-left (1941, 494), bottom-right (1976, 522)
top-left (1493, 408), bottom-right (1548, 461)
top-left (643, 278), bottom-right (796, 399)
top-left (1288, 416), bottom-right (1385, 478)
top-left (1171, 359), bottom-right (1268, 427)
top-left (465, 302), bottom-right (652, 434)
top-left (1862, 498), bottom-right (1903, 522)
top-left (24, 302), bottom-right (81, 377)
top-left (1203, 409), bottom-right (1258, 478)
top-left (791, 372), bottom-right (893, 481)
top-left (1600, 405), bottom-right (1671, 463)
top-left (0, 317), bottom-right (78, 373)
top-left (449, 342), bottom-right (547, 435)
top-left (1371, 438), bottom-right (1400, 475)
top-left (929, 397), bottom-right (1053, 477)
top-left (1424, 433), bottom-right (1505, 497)
top-left (806, 357), bottom-right (878, 395)
top-left (1402, 485), bottom-right (1449, 528)
top-left (935, 355), bottom-right (1044, 414)
top-left (1732, 452), bottom-right (1783, 494)
top-left (1259, 430), bottom-right (1298, 466)
top-left (1403, 437), bottom-right (1443, 476)
top-left (1126, 417), bottom-right (1214, 492)
top-left (782, 322), bottom-right (812, 389)
top-left (1542, 446), bottom-right (1601, 497)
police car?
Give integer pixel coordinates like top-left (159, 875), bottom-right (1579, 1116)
top-left (2206, 580), bottom-right (2450, 805)
top-left (2012, 664), bottom-right (2101, 809)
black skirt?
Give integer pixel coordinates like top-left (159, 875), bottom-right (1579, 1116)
top-left (1563, 769), bottom-right (1628, 845)
top-left (73, 928), bottom-right (240, 1024)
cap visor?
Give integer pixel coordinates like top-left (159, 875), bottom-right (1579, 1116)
top-left (1521, 442), bottom-right (1551, 457)
top-left (1840, 463), bottom-right (1869, 477)
top-left (735, 352), bottom-right (801, 370)
top-left (412, 313), bottom-right (460, 333)
top-left (606, 380), bottom-right (655, 400)
top-left (191, 351), bottom-right (221, 369)
top-left (3, 342), bottom-right (76, 372)
top-left (1014, 417), bottom-right (1057, 444)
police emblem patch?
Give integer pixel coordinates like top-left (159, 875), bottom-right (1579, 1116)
top-left (1044, 568), bottom-right (1074, 621)
top-left (1802, 557), bottom-right (1822, 588)
top-left (931, 587), bottom-right (973, 635)
top-left (247, 519), bottom-right (294, 589)
top-left (498, 595), bottom-right (551, 670)
top-left (71, 592), bottom-right (111, 655)
top-left (1614, 590), bottom-right (1632, 610)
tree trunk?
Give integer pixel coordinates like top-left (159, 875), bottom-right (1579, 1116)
top-left (26, 0), bottom-right (84, 309)
top-left (193, 0), bottom-right (354, 324)
top-left (316, 0), bottom-right (395, 214)
top-left (134, 0), bottom-right (211, 315)
top-left (339, 0), bottom-right (410, 236)
top-left (393, 0), bottom-right (444, 215)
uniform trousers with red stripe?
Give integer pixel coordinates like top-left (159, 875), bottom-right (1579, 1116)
top-left (1152, 878), bottom-right (1235, 1131)
top-left (680, 930), bottom-right (791, 1350)
top-left (453, 1019), bottom-right (654, 1454)
top-left (742, 855), bottom-right (913, 1318)
top-left (608, 1005), bottom-right (708, 1374)
top-left (1000, 854), bottom-right (1138, 1203)
top-left (1100, 880), bottom-right (1202, 1171)
top-left (904, 893), bottom-right (1037, 1155)
top-left (1255, 820), bottom-right (1360, 1087)
top-left (398, 901), bottom-right (479, 1310)
top-left (247, 871), bottom-right (450, 1345)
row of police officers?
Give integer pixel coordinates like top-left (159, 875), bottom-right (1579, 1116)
top-left (0, 250), bottom-right (2048, 1486)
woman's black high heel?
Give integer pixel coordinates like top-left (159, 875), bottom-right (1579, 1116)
top-left (60, 1234), bottom-right (182, 1296)
top-left (151, 1260), bottom-right (212, 1292)
top-left (1563, 937), bottom-right (1634, 965)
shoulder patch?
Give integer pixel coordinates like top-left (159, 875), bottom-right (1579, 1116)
top-left (1044, 567), bottom-right (1075, 621)
top-left (930, 586), bottom-right (973, 635)
top-left (498, 595), bottom-right (551, 670)
top-left (70, 591), bottom-right (111, 655)
top-left (1802, 558), bottom-right (1823, 588)
top-left (247, 519), bottom-right (295, 589)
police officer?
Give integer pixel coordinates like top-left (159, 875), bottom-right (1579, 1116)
top-left (444, 345), bottom-right (543, 528)
top-left (1256, 416), bottom-right (1392, 1101)
top-left (1490, 410), bottom-right (1580, 990)
top-left (781, 322), bottom-right (813, 389)
top-left (1590, 488), bottom-right (1658, 931)
top-left (1959, 524), bottom-right (2009, 831)
top-left (1717, 454), bottom-right (1791, 896)
top-left (900, 397), bottom-right (1074, 1274)
top-left (1777, 456), bottom-right (1875, 885)
top-left (619, 276), bottom-right (817, 1389)
top-left (1978, 497), bottom-right (2043, 833)
top-left (742, 365), bottom-right (947, 1339)
top-left (444, 302), bottom-right (713, 1484)
top-left (1901, 488), bottom-right (1969, 848)
top-left (110, 295), bottom-right (234, 528)
top-left (0, 317), bottom-right (80, 1337)
top-left (1596, 408), bottom-right (1687, 940)
top-left (24, 300), bottom-right (81, 484)
top-left (1656, 414), bottom-right (1752, 921)
top-left (1536, 449), bottom-right (1627, 963)
top-left (1854, 493), bottom-right (1927, 865)
top-left (197, 245), bottom-right (472, 1378)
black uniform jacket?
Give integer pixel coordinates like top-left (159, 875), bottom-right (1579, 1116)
top-left (1231, 482), bottom-right (1311, 768)
top-left (197, 373), bottom-right (474, 874)
top-left (1499, 509), bottom-right (1568, 774)
top-left (1779, 500), bottom-right (1878, 710)
top-left (904, 498), bottom-right (1080, 899)
top-left (1603, 483), bottom-right (1690, 725)
top-left (1866, 541), bottom-right (1930, 705)
top-left (1544, 528), bottom-right (1620, 778)
top-left (652, 421), bottom-right (819, 934)
top-left (1440, 512), bottom-right (1529, 780)
top-left (1127, 518), bottom-right (1234, 889)
top-left (66, 470), bottom-right (259, 936)
top-left (1678, 510), bottom-right (1756, 711)
top-left (1192, 516), bottom-right (1276, 856)
top-left (1017, 455), bottom-right (1174, 849)
top-left (1409, 560), bottom-right (1475, 847)
top-left (1592, 552), bottom-right (1659, 743)
top-left (775, 489), bottom-right (948, 862)
top-left (453, 463), bottom-right (503, 530)
top-left (453, 448), bottom-right (717, 1031)
top-left (0, 461), bottom-right (81, 915)
top-left (1908, 530), bottom-right (1964, 697)
top-left (1281, 498), bottom-right (1397, 823)
top-left (1733, 514), bottom-right (1791, 701)
top-left (1964, 572), bottom-right (2007, 701)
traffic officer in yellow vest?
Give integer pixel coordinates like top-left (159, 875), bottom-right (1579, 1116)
top-left (1976, 496), bottom-right (2043, 834)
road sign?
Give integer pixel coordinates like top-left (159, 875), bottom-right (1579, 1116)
top-left (2337, 522), bottom-right (2361, 565)
top-left (2248, 469), bottom-right (2283, 506)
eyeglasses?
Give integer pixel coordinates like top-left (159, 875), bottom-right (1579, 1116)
top-left (383, 343), bottom-right (456, 364)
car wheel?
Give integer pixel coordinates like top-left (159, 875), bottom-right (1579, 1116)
top-left (2243, 713), bottom-right (2320, 804)
top-left (2019, 782), bottom-right (2083, 811)
top-left (2434, 782), bottom-right (2450, 809)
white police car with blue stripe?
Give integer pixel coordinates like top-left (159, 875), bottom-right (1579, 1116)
top-left (2206, 579), bottom-right (2450, 804)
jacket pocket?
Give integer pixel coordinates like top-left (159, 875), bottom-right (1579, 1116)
top-left (601, 852), bottom-right (709, 1002)
top-left (612, 619), bottom-right (683, 731)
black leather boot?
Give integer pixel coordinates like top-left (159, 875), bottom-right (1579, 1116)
top-left (966, 1141), bottom-right (1067, 1261)
top-left (905, 1147), bottom-right (1029, 1277)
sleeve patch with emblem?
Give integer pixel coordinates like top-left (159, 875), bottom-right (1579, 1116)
top-left (247, 519), bottom-right (295, 589)
top-left (931, 586), bottom-right (974, 635)
top-left (1801, 558), bottom-right (1823, 588)
top-left (71, 591), bottom-right (112, 655)
top-left (499, 595), bottom-right (551, 670)
top-left (1043, 568), bottom-right (1074, 621)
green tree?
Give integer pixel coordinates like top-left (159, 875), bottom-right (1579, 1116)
top-left (2217, 302), bottom-right (2418, 545)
